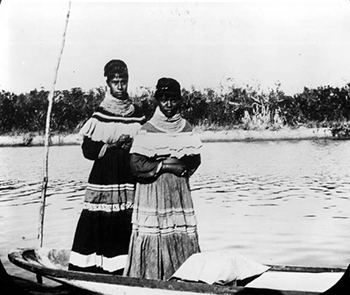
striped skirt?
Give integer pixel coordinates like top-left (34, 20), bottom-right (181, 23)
top-left (123, 173), bottom-right (200, 280)
top-left (69, 183), bottom-right (134, 274)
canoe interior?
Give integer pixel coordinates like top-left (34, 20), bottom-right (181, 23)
top-left (8, 248), bottom-right (347, 295)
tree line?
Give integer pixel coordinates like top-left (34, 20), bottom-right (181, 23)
top-left (1, 82), bottom-right (350, 135)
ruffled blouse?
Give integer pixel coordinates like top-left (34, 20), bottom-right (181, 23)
top-left (80, 107), bottom-right (146, 144)
top-left (129, 117), bottom-right (202, 182)
top-left (130, 121), bottom-right (202, 159)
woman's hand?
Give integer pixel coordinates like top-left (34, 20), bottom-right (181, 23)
top-left (108, 134), bottom-right (132, 150)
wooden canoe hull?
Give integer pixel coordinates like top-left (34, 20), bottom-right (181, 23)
top-left (8, 248), bottom-right (348, 295)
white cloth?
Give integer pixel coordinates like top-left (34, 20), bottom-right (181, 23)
top-left (170, 250), bottom-right (270, 285)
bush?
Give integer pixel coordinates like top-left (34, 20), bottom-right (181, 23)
top-left (1, 82), bottom-right (350, 135)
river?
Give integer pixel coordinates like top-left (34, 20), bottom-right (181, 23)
top-left (1, 139), bottom-right (350, 282)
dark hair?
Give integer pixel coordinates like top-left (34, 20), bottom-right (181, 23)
top-left (155, 77), bottom-right (181, 100)
top-left (104, 59), bottom-right (128, 82)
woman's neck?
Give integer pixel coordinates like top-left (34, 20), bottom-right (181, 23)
top-left (148, 107), bottom-right (186, 133)
top-left (99, 91), bottom-right (135, 116)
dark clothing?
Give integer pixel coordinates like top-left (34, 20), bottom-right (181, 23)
top-left (69, 104), bottom-right (145, 274)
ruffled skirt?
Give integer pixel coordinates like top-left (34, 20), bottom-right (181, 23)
top-left (68, 185), bottom-right (134, 274)
top-left (123, 173), bottom-right (200, 280)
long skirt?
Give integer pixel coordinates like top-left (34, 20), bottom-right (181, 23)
top-left (68, 184), bottom-right (134, 274)
top-left (123, 173), bottom-right (200, 280)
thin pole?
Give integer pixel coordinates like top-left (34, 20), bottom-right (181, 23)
top-left (37, 0), bottom-right (72, 283)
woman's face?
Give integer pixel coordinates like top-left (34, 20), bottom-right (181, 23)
top-left (107, 75), bottom-right (128, 99)
top-left (158, 94), bottom-right (181, 118)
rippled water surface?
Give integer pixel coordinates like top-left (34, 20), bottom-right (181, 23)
top-left (1, 140), bottom-right (350, 280)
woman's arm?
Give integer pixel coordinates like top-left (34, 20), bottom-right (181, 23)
top-left (130, 153), bottom-right (200, 181)
top-left (82, 135), bottom-right (133, 160)
top-left (81, 137), bottom-right (105, 160)
top-left (130, 153), bottom-right (162, 180)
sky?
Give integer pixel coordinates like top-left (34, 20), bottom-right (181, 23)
top-left (1, 0), bottom-right (350, 96)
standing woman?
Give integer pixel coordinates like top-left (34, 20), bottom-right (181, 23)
top-left (123, 77), bottom-right (202, 280)
top-left (69, 59), bottom-right (146, 274)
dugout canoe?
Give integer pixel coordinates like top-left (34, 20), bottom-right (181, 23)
top-left (8, 248), bottom-right (349, 295)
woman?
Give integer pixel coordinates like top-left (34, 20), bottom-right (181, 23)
top-left (68, 59), bottom-right (146, 274)
top-left (123, 77), bottom-right (202, 280)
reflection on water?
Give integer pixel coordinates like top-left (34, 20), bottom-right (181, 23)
top-left (1, 140), bottom-right (350, 279)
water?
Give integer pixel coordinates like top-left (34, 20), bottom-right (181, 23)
top-left (1, 140), bottom-right (350, 281)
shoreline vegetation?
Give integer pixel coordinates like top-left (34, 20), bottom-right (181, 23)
top-left (0, 127), bottom-right (333, 147)
top-left (1, 82), bottom-right (350, 146)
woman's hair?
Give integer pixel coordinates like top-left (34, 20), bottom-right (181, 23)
top-left (155, 77), bottom-right (181, 100)
top-left (104, 59), bottom-right (129, 82)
